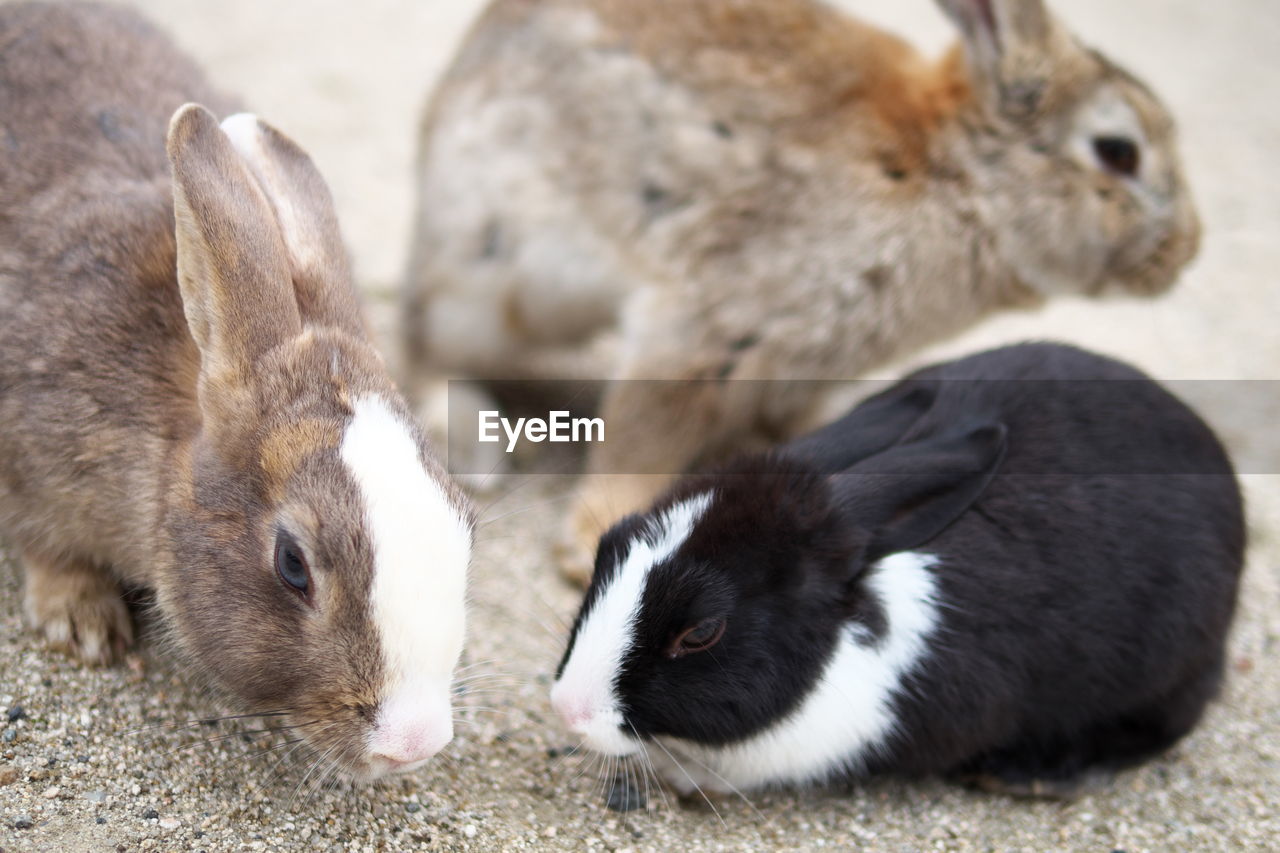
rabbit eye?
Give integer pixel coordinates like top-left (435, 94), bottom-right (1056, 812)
top-left (1092, 136), bottom-right (1140, 177)
top-left (667, 618), bottom-right (726, 658)
top-left (274, 531), bottom-right (311, 597)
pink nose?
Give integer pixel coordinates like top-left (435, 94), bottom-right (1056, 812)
top-left (366, 686), bottom-right (454, 775)
top-left (368, 720), bottom-right (451, 772)
top-left (550, 689), bottom-right (592, 730)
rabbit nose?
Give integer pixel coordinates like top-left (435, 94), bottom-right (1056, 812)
top-left (367, 689), bottom-right (453, 774)
top-left (550, 684), bottom-right (593, 729)
top-left (368, 721), bottom-right (451, 770)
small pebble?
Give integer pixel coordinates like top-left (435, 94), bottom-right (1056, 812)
top-left (160, 816), bottom-right (181, 830)
top-left (13, 815), bottom-right (34, 830)
top-left (6, 705), bottom-right (26, 722)
top-left (404, 802), bottom-right (421, 813)
top-left (2, 727), bottom-right (17, 743)
top-left (85, 789), bottom-right (108, 803)
top-left (0, 766), bottom-right (19, 785)
top-left (462, 824), bottom-right (477, 838)
top-left (96, 817), bottom-right (108, 825)
top-left (43, 784), bottom-right (61, 799)
top-left (142, 808), bottom-right (160, 820)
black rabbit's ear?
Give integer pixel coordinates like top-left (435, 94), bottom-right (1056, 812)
top-left (783, 381), bottom-right (938, 473)
top-left (831, 421), bottom-right (1007, 561)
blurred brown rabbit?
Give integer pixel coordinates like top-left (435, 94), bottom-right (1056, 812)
top-left (0, 2), bottom-right (473, 778)
top-left (402, 0), bottom-right (1201, 582)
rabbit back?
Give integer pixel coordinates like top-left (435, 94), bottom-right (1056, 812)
top-left (851, 345), bottom-right (1245, 777)
top-left (0, 1), bottom-right (237, 574)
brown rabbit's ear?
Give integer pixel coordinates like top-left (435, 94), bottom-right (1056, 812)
top-left (168, 103), bottom-right (303, 387)
top-left (936, 0), bottom-right (1065, 118)
top-left (218, 113), bottom-right (366, 338)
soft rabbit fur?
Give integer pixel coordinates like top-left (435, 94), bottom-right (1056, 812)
top-left (0, 2), bottom-right (473, 780)
top-left (550, 344), bottom-right (1244, 796)
top-left (403, 0), bottom-right (1202, 582)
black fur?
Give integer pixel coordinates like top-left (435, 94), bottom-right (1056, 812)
top-left (559, 343), bottom-right (1245, 789)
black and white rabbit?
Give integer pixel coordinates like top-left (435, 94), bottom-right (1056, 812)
top-left (550, 343), bottom-right (1245, 796)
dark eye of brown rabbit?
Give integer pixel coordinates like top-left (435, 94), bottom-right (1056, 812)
top-left (666, 618), bottom-right (726, 659)
top-left (274, 531), bottom-right (311, 598)
top-left (1092, 136), bottom-right (1140, 177)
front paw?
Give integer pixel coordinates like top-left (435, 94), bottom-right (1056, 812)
top-left (558, 475), bottom-right (669, 587)
top-left (555, 505), bottom-right (603, 588)
top-left (960, 770), bottom-right (1110, 800)
top-left (22, 560), bottom-right (133, 665)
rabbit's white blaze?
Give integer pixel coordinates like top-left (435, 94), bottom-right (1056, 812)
top-left (653, 551), bottom-right (941, 791)
top-left (341, 396), bottom-right (471, 772)
top-left (551, 492), bottom-right (714, 755)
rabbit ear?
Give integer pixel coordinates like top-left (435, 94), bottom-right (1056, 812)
top-left (218, 113), bottom-right (366, 338)
top-left (167, 103), bottom-right (302, 387)
top-left (783, 381), bottom-right (938, 472)
top-left (831, 421), bottom-right (1007, 562)
top-left (936, 0), bottom-right (1059, 117)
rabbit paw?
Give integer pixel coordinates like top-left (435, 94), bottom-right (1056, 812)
top-left (555, 510), bottom-right (601, 588)
top-left (559, 474), bottom-right (673, 586)
top-left (961, 770), bottom-right (1111, 800)
top-left (22, 552), bottom-right (133, 665)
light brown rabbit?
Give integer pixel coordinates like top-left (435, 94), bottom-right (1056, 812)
top-left (0, 2), bottom-right (473, 780)
top-left (402, 0), bottom-right (1201, 582)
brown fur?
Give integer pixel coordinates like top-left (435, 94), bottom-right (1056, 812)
top-left (403, 0), bottom-right (1201, 582)
top-left (0, 2), bottom-right (470, 778)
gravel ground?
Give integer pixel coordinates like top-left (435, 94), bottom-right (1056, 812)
top-left (2, 1), bottom-right (1278, 851)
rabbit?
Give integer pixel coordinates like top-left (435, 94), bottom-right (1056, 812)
top-left (0, 2), bottom-right (473, 780)
top-left (549, 343), bottom-right (1244, 797)
top-left (401, 0), bottom-right (1203, 584)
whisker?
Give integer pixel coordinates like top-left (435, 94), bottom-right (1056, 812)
top-left (475, 490), bottom-right (580, 529)
top-left (648, 738), bottom-right (726, 828)
top-left (629, 723), bottom-right (671, 813)
top-left (156, 721), bottom-right (320, 758)
top-left (666, 744), bottom-right (764, 820)
top-left (123, 710), bottom-right (294, 736)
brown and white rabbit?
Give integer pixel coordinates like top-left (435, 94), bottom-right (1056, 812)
top-left (0, 2), bottom-right (472, 780)
top-left (402, 0), bottom-right (1201, 582)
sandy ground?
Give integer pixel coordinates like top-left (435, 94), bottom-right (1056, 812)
top-left (2, 0), bottom-right (1278, 851)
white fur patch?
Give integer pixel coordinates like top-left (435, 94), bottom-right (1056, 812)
top-left (220, 112), bottom-right (324, 275)
top-left (550, 492), bottom-right (714, 755)
top-left (340, 396), bottom-right (471, 763)
top-left (651, 551), bottom-right (941, 792)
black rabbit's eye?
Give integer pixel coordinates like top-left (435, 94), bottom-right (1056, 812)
top-left (274, 532), bottom-right (311, 597)
top-left (1092, 135), bottom-right (1140, 177)
top-left (667, 618), bottom-right (726, 658)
